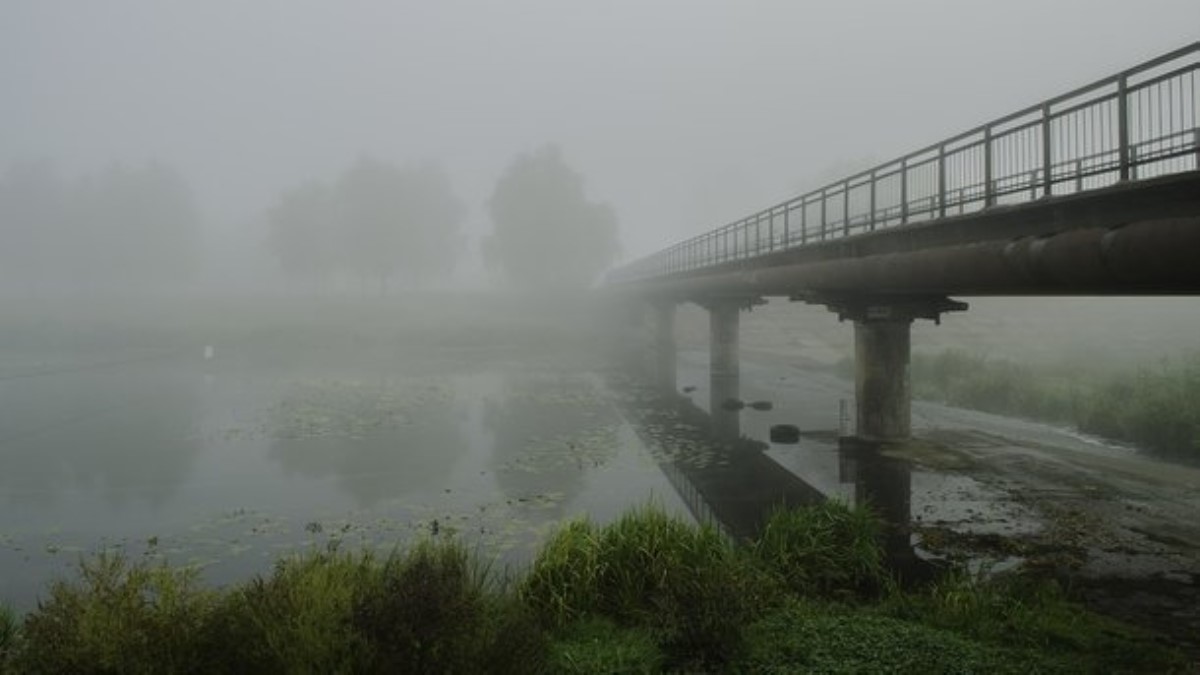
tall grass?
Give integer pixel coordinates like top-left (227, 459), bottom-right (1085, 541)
top-left (521, 505), bottom-right (772, 667)
top-left (751, 500), bottom-right (887, 599)
top-left (0, 604), bottom-right (16, 674)
top-left (910, 349), bottom-right (1200, 460)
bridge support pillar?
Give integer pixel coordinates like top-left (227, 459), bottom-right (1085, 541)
top-left (650, 301), bottom-right (677, 392)
top-left (806, 295), bottom-right (967, 441)
top-left (701, 297), bottom-right (763, 441)
top-left (854, 319), bottom-right (913, 439)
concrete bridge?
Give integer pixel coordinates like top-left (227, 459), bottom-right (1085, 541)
top-left (608, 43), bottom-right (1200, 442)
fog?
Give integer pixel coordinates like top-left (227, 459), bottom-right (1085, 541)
top-left (3, 1), bottom-right (1200, 662)
top-left (4, 0), bottom-right (1198, 292)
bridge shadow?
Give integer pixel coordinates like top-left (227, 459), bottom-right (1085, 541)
top-left (608, 371), bottom-right (939, 584)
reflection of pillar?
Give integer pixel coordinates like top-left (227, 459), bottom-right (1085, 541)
top-left (652, 301), bottom-right (677, 391)
top-left (854, 319), bottom-right (912, 440)
top-left (855, 452), bottom-right (912, 561)
top-left (839, 436), bottom-right (918, 575)
top-left (708, 300), bottom-right (742, 441)
top-left (709, 369), bottom-right (741, 441)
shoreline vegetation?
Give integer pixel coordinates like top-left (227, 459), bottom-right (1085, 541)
top-left (0, 502), bottom-right (1183, 673)
top-left (837, 349), bottom-right (1200, 462)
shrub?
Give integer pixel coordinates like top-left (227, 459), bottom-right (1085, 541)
top-left (203, 550), bottom-right (378, 673)
top-left (12, 553), bottom-right (217, 674)
top-left (751, 501), bottom-right (887, 598)
top-left (522, 505), bottom-right (769, 667)
top-left (351, 539), bottom-right (545, 673)
top-left (0, 604), bottom-right (16, 673)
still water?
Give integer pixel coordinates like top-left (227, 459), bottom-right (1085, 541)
top-left (0, 311), bottom-right (1000, 611)
top-left (0, 339), bottom-right (699, 610)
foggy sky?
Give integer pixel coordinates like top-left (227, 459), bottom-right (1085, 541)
top-left (3, 0), bottom-right (1198, 286)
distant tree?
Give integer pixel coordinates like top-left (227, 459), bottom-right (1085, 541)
top-left (0, 161), bottom-right (69, 292)
top-left (266, 182), bottom-right (338, 289)
top-left (0, 160), bottom-right (199, 294)
top-left (72, 162), bottom-right (201, 290)
top-left (335, 157), bottom-right (465, 293)
top-left (483, 145), bottom-right (619, 290)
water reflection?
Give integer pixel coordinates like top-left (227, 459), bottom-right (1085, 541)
top-left (0, 366), bottom-right (201, 511)
top-left (484, 373), bottom-right (621, 519)
top-left (611, 371), bottom-right (935, 580)
top-left (266, 376), bottom-right (468, 507)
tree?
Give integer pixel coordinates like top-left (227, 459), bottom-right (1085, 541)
top-left (266, 182), bottom-right (338, 289)
top-left (0, 160), bottom-right (200, 294)
top-left (484, 145), bottom-right (619, 290)
top-left (335, 157), bottom-right (465, 293)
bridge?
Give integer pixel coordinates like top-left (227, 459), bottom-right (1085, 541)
top-left (608, 43), bottom-right (1200, 443)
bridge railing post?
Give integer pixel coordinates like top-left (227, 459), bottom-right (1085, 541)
top-left (820, 189), bottom-right (828, 240)
top-left (801, 197), bottom-right (808, 245)
top-left (783, 204), bottom-right (790, 247)
top-left (868, 170), bottom-right (877, 231)
top-left (1042, 103), bottom-right (1053, 197)
top-left (1194, 129), bottom-right (1200, 171)
top-left (843, 180), bottom-right (851, 236)
top-left (983, 126), bottom-right (994, 207)
top-left (937, 144), bottom-right (947, 218)
top-left (899, 158), bottom-right (908, 224)
top-left (1118, 74), bottom-right (1130, 181)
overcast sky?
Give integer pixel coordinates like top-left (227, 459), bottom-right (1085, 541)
top-left (3, 0), bottom-right (1198, 279)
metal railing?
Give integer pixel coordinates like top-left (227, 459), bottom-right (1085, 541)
top-left (609, 42), bottom-right (1200, 284)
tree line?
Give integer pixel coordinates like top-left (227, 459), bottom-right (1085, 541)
top-left (0, 160), bottom-right (199, 293)
top-left (267, 144), bottom-right (619, 293)
top-left (0, 144), bottom-right (620, 294)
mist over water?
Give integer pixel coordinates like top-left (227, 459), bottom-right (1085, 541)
top-left (2, 0), bottom-right (1200, 658)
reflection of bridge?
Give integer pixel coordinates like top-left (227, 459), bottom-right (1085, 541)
top-left (613, 380), bottom-right (927, 575)
top-left (609, 44), bottom-right (1200, 441)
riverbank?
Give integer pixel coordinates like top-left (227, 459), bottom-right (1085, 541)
top-left (0, 502), bottom-right (1184, 673)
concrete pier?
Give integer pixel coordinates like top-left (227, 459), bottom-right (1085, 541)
top-left (813, 295), bottom-right (967, 442)
top-left (854, 319), bottom-right (913, 440)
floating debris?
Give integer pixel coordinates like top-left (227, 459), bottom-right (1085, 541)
top-left (769, 424), bottom-right (801, 444)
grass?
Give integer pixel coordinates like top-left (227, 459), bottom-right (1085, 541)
top-left (751, 500), bottom-right (887, 599)
top-left (0, 502), bottom-right (1186, 673)
top-left (903, 349), bottom-right (1200, 461)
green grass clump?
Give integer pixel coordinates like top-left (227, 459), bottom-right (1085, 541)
top-left (737, 599), bottom-right (1066, 674)
top-left (522, 505), bottom-right (770, 668)
top-left (12, 553), bottom-right (217, 674)
top-left (548, 618), bottom-right (663, 674)
top-left (751, 500), bottom-right (887, 599)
